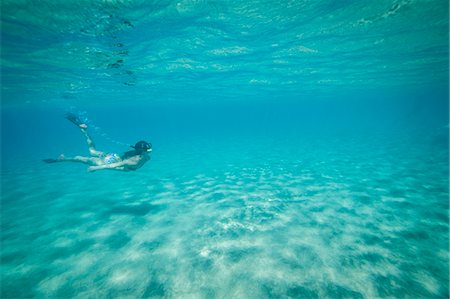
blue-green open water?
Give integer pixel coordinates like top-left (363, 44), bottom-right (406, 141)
top-left (1, 1), bottom-right (449, 298)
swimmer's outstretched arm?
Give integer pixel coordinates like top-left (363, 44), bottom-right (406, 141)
top-left (87, 158), bottom-right (138, 172)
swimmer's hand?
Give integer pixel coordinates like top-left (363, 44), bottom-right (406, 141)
top-left (88, 161), bottom-right (130, 172)
top-left (88, 166), bottom-right (99, 172)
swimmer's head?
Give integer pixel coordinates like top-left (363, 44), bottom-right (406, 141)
top-left (132, 140), bottom-right (152, 153)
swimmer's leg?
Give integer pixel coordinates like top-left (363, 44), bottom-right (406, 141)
top-left (80, 128), bottom-right (105, 157)
top-left (43, 154), bottom-right (100, 165)
top-left (65, 112), bottom-right (105, 157)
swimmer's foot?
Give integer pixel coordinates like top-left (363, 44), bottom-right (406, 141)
top-left (65, 112), bottom-right (88, 129)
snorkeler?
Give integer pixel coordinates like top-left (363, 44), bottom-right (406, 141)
top-left (43, 113), bottom-right (152, 172)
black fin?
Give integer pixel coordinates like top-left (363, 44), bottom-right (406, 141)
top-left (65, 112), bottom-right (83, 126)
top-left (43, 158), bottom-right (57, 164)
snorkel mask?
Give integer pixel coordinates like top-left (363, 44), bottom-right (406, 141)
top-left (132, 140), bottom-right (152, 153)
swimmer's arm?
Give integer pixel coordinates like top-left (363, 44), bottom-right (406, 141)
top-left (88, 158), bottom-right (138, 172)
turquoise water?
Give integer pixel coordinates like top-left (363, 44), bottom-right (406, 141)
top-left (1, 1), bottom-right (449, 298)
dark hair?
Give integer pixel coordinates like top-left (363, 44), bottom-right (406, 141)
top-left (121, 140), bottom-right (152, 159)
top-left (133, 140), bottom-right (152, 152)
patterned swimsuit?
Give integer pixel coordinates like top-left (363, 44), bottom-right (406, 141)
top-left (103, 153), bottom-right (121, 164)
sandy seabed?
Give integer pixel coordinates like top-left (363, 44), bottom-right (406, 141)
top-left (1, 136), bottom-right (448, 298)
